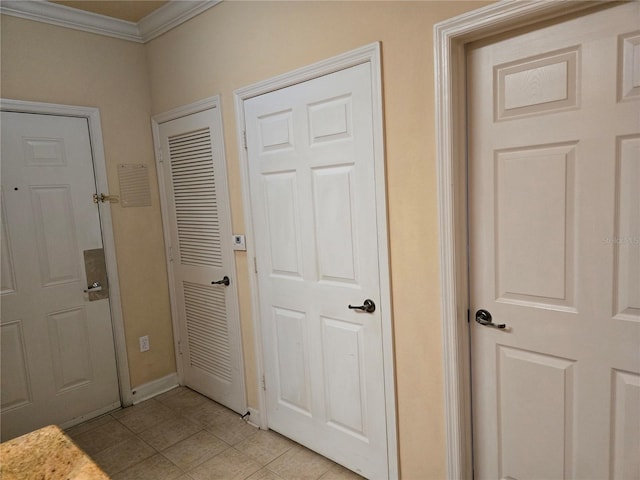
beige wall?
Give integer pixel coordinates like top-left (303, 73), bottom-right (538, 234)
top-left (145, 2), bottom-right (486, 478)
top-left (0, 16), bottom-right (176, 388)
top-left (1, 1), bottom-right (490, 476)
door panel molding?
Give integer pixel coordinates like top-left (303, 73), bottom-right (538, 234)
top-left (234, 42), bottom-right (397, 479)
top-left (0, 98), bottom-right (132, 407)
top-left (434, 2), bottom-right (612, 478)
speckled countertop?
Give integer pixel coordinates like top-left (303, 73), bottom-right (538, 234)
top-left (0, 425), bottom-right (109, 479)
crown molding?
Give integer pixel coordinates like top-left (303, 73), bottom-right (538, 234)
top-left (0, 0), bottom-right (220, 43)
top-left (138, 1), bottom-right (219, 42)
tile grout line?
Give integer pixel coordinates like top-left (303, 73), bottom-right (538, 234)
top-left (66, 387), bottom-right (358, 480)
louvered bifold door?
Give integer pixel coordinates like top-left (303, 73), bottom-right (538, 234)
top-left (156, 106), bottom-right (244, 413)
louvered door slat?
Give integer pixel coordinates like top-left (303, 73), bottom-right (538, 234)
top-left (183, 281), bottom-right (232, 382)
top-left (168, 128), bottom-right (228, 373)
top-left (168, 127), bottom-right (222, 268)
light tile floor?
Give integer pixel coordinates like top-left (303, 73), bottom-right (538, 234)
top-left (65, 387), bottom-right (364, 480)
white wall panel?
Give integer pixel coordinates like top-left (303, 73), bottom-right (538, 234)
top-left (498, 346), bottom-right (575, 480)
top-left (274, 307), bottom-right (311, 415)
top-left (47, 307), bottom-right (92, 393)
top-left (0, 321), bottom-right (32, 410)
top-left (30, 186), bottom-right (79, 287)
top-left (495, 143), bottom-right (576, 310)
top-left (322, 316), bottom-right (366, 439)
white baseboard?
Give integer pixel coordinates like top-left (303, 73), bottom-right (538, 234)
top-left (131, 373), bottom-right (179, 404)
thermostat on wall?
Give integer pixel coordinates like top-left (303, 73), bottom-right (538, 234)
top-left (232, 234), bottom-right (246, 251)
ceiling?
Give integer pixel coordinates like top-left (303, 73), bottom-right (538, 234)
top-left (49, 0), bottom-right (168, 23)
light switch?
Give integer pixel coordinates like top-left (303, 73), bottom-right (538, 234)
top-left (232, 234), bottom-right (246, 251)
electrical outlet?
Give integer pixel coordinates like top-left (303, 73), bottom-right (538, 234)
top-left (139, 335), bottom-right (150, 352)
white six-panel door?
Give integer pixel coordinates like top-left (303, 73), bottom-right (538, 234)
top-left (244, 62), bottom-right (389, 479)
top-left (156, 106), bottom-right (245, 413)
top-left (468, 4), bottom-right (640, 478)
top-left (1, 112), bottom-right (120, 440)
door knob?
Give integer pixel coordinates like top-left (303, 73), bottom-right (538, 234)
top-left (348, 299), bottom-right (376, 313)
top-left (475, 309), bottom-right (506, 329)
top-left (212, 276), bottom-right (230, 286)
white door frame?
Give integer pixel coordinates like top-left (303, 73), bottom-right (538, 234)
top-left (151, 95), bottom-right (247, 411)
top-left (233, 42), bottom-right (398, 478)
top-left (434, 1), bottom-right (611, 478)
top-left (0, 98), bottom-right (133, 407)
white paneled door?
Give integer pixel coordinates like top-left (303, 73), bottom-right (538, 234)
top-left (244, 62), bottom-right (389, 479)
top-left (156, 106), bottom-right (245, 413)
top-left (1, 112), bottom-right (120, 440)
top-left (468, 4), bottom-right (640, 479)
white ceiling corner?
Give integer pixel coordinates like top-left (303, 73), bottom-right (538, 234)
top-left (0, 0), bottom-right (220, 43)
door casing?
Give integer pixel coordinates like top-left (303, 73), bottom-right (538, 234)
top-left (434, 1), bottom-right (613, 478)
top-left (233, 42), bottom-right (398, 478)
top-left (0, 98), bottom-right (132, 409)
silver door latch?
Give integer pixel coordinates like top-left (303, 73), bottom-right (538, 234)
top-left (84, 282), bottom-right (103, 293)
top-left (93, 193), bottom-right (119, 203)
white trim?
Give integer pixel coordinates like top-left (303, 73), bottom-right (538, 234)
top-left (152, 96), bottom-right (221, 125)
top-left (138, 1), bottom-right (221, 43)
top-left (233, 79), bottom-right (267, 430)
top-left (0, 98), bottom-right (133, 407)
top-left (131, 372), bottom-right (179, 404)
top-left (0, 0), bottom-right (140, 42)
top-left (151, 95), bottom-right (248, 415)
top-left (233, 42), bottom-right (398, 480)
top-left (151, 115), bottom-right (185, 388)
top-left (0, 0), bottom-right (220, 44)
top-left (434, 2), bottom-right (611, 478)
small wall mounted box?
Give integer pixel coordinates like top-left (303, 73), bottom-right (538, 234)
top-left (139, 335), bottom-right (149, 352)
top-left (232, 234), bottom-right (246, 251)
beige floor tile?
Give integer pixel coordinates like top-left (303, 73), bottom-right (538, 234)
top-left (204, 409), bottom-right (258, 445)
top-left (67, 388), bottom-right (353, 480)
top-left (110, 399), bottom-right (148, 419)
top-left (162, 430), bottom-right (229, 471)
top-left (234, 430), bottom-right (294, 466)
top-left (92, 436), bottom-right (156, 475)
top-left (138, 415), bottom-right (201, 450)
top-left (188, 448), bottom-right (261, 480)
top-left (112, 399), bottom-right (176, 433)
top-left (266, 445), bottom-right (334, 480)
top-left (156, 387), bottom-right (211, 410)
top-left (247, 468), bottom-right (285, 480)
top-left (181, 399), bottom-right (230, 427)
top-left (112, 454), bottom-right (184, 480)
top-left (70, 417), bottom-right (134, 455)
top-left (65, 413), bottom-right (114, 438)
top-left (318, 464), bottom-right (366, 480)
top-left (154, 386), bottom-right (187, 402)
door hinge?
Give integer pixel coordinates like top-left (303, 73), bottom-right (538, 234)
top-left (93, 193), bottom-right (119, 204)
top-left (177, 340), bottom-right (182, 355)
top-left (467, 309), bottom-right (470, 323)
top-left (168, 246), bottom-right (174, 262)
top-left (254, 257), bottom-right (258, 274)
top-left (158, 147), bottom-right (164, 163)
top-left (261, 375), bottom-right (266, 391)
top-left (242, 130), bottom-right (248, 150)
